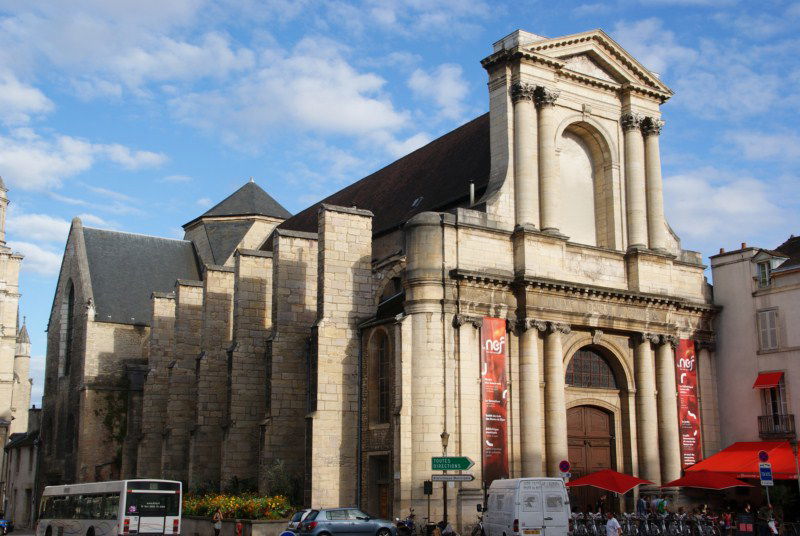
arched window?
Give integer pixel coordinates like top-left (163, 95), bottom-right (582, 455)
top-left (64, 281), bottom-right (75, 375)
top-left (368, 331), bottom-right (392, 424)
top-left (566, 347), bottom-right (618, 389)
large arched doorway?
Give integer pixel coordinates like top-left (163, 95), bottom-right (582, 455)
top-left (565, 347), bottom-right (618, 513)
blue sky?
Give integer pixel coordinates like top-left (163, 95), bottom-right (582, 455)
top-left (1, 0), bottom-right (798, 406)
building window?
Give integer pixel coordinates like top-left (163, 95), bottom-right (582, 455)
top-left (368, 331), bottom-right (392, 424)
top-left (758, 309), bottom-right (779, 351)
top-left (64, 281), bottom-right (75, 375)
top-left (757, 261), bottom-right (772, 288)
top-left (761, 376), bottom-right (788, 418)
top-left (565, 347), bottom-right (618, 389)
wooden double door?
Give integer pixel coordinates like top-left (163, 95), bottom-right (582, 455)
top-left (567, 406), bottom-right (615, 513)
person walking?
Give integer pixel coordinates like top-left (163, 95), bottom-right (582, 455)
top-left (637, 495), bottom-right (648, 517)
top-left (606, 512), bottom-right (622, 536)
top-left (213, 508), bottom-right (223, 536)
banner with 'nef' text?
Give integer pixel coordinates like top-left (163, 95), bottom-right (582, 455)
top-left (675, 339), bottom-right (703, 468)
top-left (481, 317), bottom-right (509, 487)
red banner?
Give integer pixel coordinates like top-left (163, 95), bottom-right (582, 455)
top-left (675, 339), bottom-right (703, 468)
top-left (481, 317), bottom-right (509, 487)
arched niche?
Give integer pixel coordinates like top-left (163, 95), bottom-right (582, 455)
top-left (555, 117), bottom-right (619, 249)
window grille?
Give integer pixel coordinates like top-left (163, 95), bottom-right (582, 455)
top-left (565, 347), bottom-right (618, 389)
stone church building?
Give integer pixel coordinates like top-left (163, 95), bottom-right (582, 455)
top-left (41, 29), bottom-right (720, 523)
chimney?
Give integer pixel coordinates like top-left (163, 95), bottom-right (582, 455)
top-left (741, 242), bottom-right (747, 249)
top-left (719, 248), bottom-right (725, 254)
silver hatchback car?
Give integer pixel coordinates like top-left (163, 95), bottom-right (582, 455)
top-left (300, 508), bottom-right (396, 536)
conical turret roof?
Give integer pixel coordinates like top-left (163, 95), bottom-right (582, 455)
top-left (18, 322), bottom-right (29, 344)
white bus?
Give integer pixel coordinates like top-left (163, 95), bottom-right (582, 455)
top-left (36, 480), bottom-right (182, 536)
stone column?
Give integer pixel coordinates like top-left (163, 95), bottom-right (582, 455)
top-left (512, 82), bottom-right (539, 228)
top-left (519, 319), bottom-right (546, 477)
top-left (634, 333), bottom-right (661, 484)
top-left (643, 117), bottom-right (667, 252)
top-left (656, 335), bottom-right (681, 484)
top-left (544, 321), bottom-right (570, 476)
top-left (622, 112), bottom-right (647, 249)
top-left (535, 86), bottom-right (561, 234)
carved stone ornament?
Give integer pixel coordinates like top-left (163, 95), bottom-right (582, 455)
top-left (664, 335), bottom-right (679, 348)
top-left (453, 314), bottom-right (483, 329)
top-left (591, 329), bottom-right (604, 345)
top-left (644, 332), bottom-right (661, 344)
top-left (534, 86), bottom-right (560, 108)
top-left (548, 321), bottom-right (571, 334)
top-left (696, 340), bottom-right (716, 352)
top-left (518, 318), bottom-right (549, 333)
top-left (642, 117), bottom-right (665, 136)
top-left (620, 112), bottom-right (644, 132)
top-left (510, 82), bottom-right (536, 103)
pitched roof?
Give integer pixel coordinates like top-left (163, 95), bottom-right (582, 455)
top-left (204, 220), bottom-right (254, 265)
top-left (184, 181), bottom-right (291, 228)
top-left (5, 430), bottom-right (38, 451)
top-left (775, 235), bottom-right (800, 272)
top-left (82, 227), bottom-right (201, 325)
top-left (276, 113), bottom-right (491, 236)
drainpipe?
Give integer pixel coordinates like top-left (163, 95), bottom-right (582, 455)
top-left (357, 328), bottom-right (364, 509)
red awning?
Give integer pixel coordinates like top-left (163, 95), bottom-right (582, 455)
top-left (662, 470), bottom-right (753, 490)
top-left (753, 371), bottom-right (784, 389)
top-left (565, 469), bottom-right (652, 494)
top-left (686, 441), bottom-right (798, 480)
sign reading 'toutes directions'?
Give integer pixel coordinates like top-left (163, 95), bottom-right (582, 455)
top-left (432, 456), bottom-right (475, 471)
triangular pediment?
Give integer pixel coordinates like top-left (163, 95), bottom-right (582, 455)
top-left (525, 30), bottom-right (673, 96)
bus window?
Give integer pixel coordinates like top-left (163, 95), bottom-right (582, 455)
top-left (103, 494), bottom-right (120, 520)
top-left (125, 493), bottom-right (180, 517)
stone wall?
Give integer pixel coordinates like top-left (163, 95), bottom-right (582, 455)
top-left (221, 250), bottom-right (273, 488)
top-left (162, 280), bottom-right (203, 483)
top-left (189, 267), bottom-right (235, 489)
top-left (309, 205), bottom-right (374, 508)
top-left (137, 293), bottom-right (176, 477)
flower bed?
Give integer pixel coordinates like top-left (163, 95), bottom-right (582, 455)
top-left (183, 494), bottom-right (292, 520)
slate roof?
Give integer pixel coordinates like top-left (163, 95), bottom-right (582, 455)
top-left (184, 181), bottom-right (292, 228)
top-left (82, 227), bottom-right (201, 325)
top-left (5, 430), bottom-right (38, 451)
top-left (775, 235), bottom-right (800, 272)
top-left (276, 113), bottom-right (491, 236)
top-left (204, 220), bottom-right (254, 265)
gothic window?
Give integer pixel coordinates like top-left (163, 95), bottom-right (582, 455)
top-left (368, 331), bottom-right (391, 424)
top-left (64, 281), bottom-right (75, 375)
top-left (565, 347), bottom-right (618, 389)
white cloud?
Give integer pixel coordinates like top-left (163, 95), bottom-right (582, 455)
top-left (77, 213), bottom-right (117, 228)
top-left (170, 37), bottom-right (409, 144)
top-left (197, 197), bottom-right (212, 207)
top-left (725, 131), bottom-right (800, 161)
top-left (0, 71), bottom-right (54, 125)
top-left (664, 167), bottom-right (782, 245)
top-left (0, 128), bottom-right (167, 190)
top-left (408, 63), bottom-right (469, 121)
top-left (7, 213), bottom-right (70, 243)
top-left (8, 241), bottom-right (62, 276)
top-left (611, 18), bottom-right (697, 76)
top-left (162, 174), bottom-right (192, 183)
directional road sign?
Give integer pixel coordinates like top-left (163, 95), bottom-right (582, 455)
top-left (432, 456), bottom-right (475, 471)
top-left (759, 462), bottom-right (774, 486)
top-left (432, 474), bottom-right (475, 482)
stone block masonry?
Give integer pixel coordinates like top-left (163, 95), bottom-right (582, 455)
top-left (189, 267), bottom-right (235, 489)
top-left (260, 230), bottom-right (318, 495)
top-left (309, 205), bottom-right (375, 508)
top-left (220, 250), bottom-right (273, 488)
top-left (162, 280), bottom-right (203, 483)
top-left (137, 293), bottom-right (176, 477)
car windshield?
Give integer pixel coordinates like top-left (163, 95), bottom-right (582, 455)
top-left (291, 512), bottom-right (304, 522)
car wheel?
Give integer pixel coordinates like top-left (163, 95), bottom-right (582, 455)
top-left (377, 529), bottom-right (391, 536)
top-left (87, 528), bottom-right (95, 536)
top-left (45, 528), bottom-right (52, 536)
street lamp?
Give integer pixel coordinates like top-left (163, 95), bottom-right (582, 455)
top-left (441, 431), bottom-right (450, 455)
top-left (441, 431), bottom-right (450, 524)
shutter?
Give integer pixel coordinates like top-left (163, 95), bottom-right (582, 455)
top-left (758, 311), bottom-right (769, 350)
top-left (768, 310), bottom-right (779, 349)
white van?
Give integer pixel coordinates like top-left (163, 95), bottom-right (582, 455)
top-left (480, 478), bottom-right (570, 536)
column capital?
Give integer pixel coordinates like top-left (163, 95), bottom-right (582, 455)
top-left (636, 331), bottom-right (661, 345)
top-left (534, 86), bottom-right (560, 108)
top-left (663, 335), bottom-right (679, 348)
top-left (696, 340), bottom-right (716, 352)
top-left (642, 116), bottom-right (665, 136)
top-left (621, 111), bottom-right (645, 132)
top-left (519, 318), bottom-right (549, 333)
top-left (547, 321), bottom-right (571, 335)
top-left (453, 314), bottom-right (482, 329)
top-left (510, 82), bottom-right (536, 103)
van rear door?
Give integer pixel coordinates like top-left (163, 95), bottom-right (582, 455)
top-left (541, 482), bottom-right (568, 536)
top-left (518, 481), bottom-right (544, 536)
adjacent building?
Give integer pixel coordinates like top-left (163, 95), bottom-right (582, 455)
top-left (711, 236), bottom-right (800, 446)
top-left (40, 28), bottom-right (720, 525)
top-left (4, 407), bottom-right (41, 529)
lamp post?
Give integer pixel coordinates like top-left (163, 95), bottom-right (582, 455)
top-left (441, 431), bottom-right (450, 524)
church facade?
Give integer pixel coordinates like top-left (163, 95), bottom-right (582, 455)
top-left (40, 29), bottom-right (719, 525)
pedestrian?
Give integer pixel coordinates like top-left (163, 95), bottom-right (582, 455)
top-left (213, 508), bottom-right (223, 536)
top-left (605, 512), bottom-right (622, 536)
top-left (598, 495), bottom-right (608, 515)
top-left (737, 503), bottom-right (754, 536)
top-left (637, 495), bottom-right (648, 517)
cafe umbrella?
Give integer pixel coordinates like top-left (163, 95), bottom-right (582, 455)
top-left (565, 469), bottom-right (653, 494)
